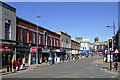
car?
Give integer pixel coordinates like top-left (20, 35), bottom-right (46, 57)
top-left (99, 52), bottom-right (103, 56)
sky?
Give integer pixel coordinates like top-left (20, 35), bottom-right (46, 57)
top-left (6, 2), bottom-right (118, 43)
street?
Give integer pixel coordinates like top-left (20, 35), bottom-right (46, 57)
top-left (2, 55), bottom-right (118, 78)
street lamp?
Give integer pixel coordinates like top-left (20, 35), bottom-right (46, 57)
top-left (36, 16), bottom-right (40, 68)
top-left (106, 21), bottom-right (115, 35)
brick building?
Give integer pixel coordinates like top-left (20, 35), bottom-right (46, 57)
top-left (16, 17), bottom-right (61, 65)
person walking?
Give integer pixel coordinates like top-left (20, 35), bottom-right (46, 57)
top-left (22, 58), bottom-right (26, 67)
top-left (7, 57), bottom-right (11, 72)
top-left (12, 60), bottom-right (17, 72)
top-left (17, 58), bottom-right (21, 71)
top-left (48, 56), bottom-right (51, 65)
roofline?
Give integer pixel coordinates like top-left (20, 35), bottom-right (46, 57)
top-left (1, 1), bottom-right (16, 10)
top-left (71, 40), bottom-right (80, 44)
top-left (16, 16), bottom-right (60, 36)
top-left (55, 31), bottom-right (71, 38)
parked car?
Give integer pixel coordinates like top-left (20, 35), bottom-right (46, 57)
top-left (99, 52), bottom-right (103, 56)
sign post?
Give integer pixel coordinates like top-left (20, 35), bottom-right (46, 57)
top-left (114, 48), bottom-right (119, 70)
top-left (108, 39), bottom-right (113, 70)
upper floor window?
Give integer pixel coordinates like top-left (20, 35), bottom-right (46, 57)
top-left (18, 28), bottom-right (21, 42)
top-left (50, 37), bottom-right (52, 46)
top-left (54, 39), bottom-right (55, 46)
top-left (32, 32), bottom-right (35, 44)
top-left (47, 36), bottom-right (49, 46)
top-left (25, 29), bottom-right (28, 43)
top-left (5, 23), bottom-right (10, 40)
top-left (38, 33), bottom-right (40, 45)
top-left (57, 40), bottom-right (59, 47)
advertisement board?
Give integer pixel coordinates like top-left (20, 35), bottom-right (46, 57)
top-left (0, 46), bottom-right (11, 52)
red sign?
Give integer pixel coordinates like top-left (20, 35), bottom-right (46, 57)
top-left (31, 47), bottom-right (37, 52)
top-left (0, 46), bottom-right (11, 52)
top-left (114, 48), bottom-right (119, 54)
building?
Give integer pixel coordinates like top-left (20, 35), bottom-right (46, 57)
top-left (71, 40), bottom-right (80, 59)
top-left (16, 17), bottom-right (61, 65)
top-left (112, 31), bottom-right (120, 62)
top-left (0, 2), bottom-right (61, 68)
top-left (118, 1), bottom-right (120, 52)
top-left (0, 2), bottom-right (16, 67)
top-left (93, 41), bottom-right (106, 53)
top-left (76, 37), bottom-right (90, 55)
top-left (55, 31), bottom-right (71, 60)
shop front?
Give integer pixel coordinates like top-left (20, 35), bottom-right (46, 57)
top-left (1, 46), bottom-right (13, 67)
top-left (16, 47), bottom-right (30, 66)
top-left (30, 47), bottom-right (37, 64)
top-left (72, 50), bottom-right (78, 60)
top-left (50, 49), bottom-right (61, 63)
top-left (42, 48), bottom-right (50, 63)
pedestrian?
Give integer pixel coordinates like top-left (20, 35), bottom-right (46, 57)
top-left (7, 57), bottom-right (11, 72)
top-left (12, 60), bottom-right (17, 72)
top-left (48, 56), bottom-right (51, 65)
top-left (17, 58), bottom-right (21, 71)
top-left (22, 58), bottom-right (26, 67)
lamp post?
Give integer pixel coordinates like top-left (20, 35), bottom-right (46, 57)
top-left (36, 16), bottom-right (40, 68)
top-left (106, 21), bottom-right (115, 35)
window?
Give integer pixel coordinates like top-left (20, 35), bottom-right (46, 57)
top-left (57, 40), bottom-right (59, 47)
top-left (54, 39), bottom-right (55, 46)
top-left (47, 36), bottom-right (49, 46)
top-left (18, 28), bottom-right (21, 42)
top-left (25, 29), bottom-right (28, 42)
top-left (5, 23), bottom-right (10, 40)
top-left (38, 33), bottom-right (40, 45)
top-left (32, 32), bottom-right (35, 44)
top-left (56, 39), bottom-right (57, 47)
top-left (50, 37), bottom-right (52, 46)
top-left (45, 32), bottom-right (47, 45)
top-left (41, 35), bottom-right (43, 45)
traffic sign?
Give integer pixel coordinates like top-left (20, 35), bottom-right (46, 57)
top-left (114, 48), bottom-right (119, 54)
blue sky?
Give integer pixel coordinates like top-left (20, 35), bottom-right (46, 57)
top-left (6, 2), bottom-right (118, 43)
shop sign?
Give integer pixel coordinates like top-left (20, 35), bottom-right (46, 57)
top-left (72, 50), bottom-right (78, 54)
top-left (56, 49), bottom-right (61, 52)
top-left (0, 46), bottom-right (11, 52)
top-left (31, 47), bottom-right (37, 53)
top-left (42, 49), bottom-right (50, 53)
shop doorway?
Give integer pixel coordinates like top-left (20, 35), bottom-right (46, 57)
top-left (42, 53), bottom-right (49, 63)
top-left (31, 53), bottom-right (36, 64)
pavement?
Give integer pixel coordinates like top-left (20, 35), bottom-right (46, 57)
top-left (2, 55), bottom-right (118, 78)
top-left (102, 60), bottom-right (120, 76)
top-left (0, 59), bottom-right (73, 76)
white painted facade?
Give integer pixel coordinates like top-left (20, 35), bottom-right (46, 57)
top-left (80, 39), bottom-right (90, 51)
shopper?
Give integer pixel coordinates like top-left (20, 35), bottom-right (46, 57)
top-left (17, 58), bottom-right (21, 71)
top-left (7, 57), bottom-right (11, 72)
top-left (22, 58), bottom-right (26, 67)
top-left (12, 60), bottom-right (17, 72)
